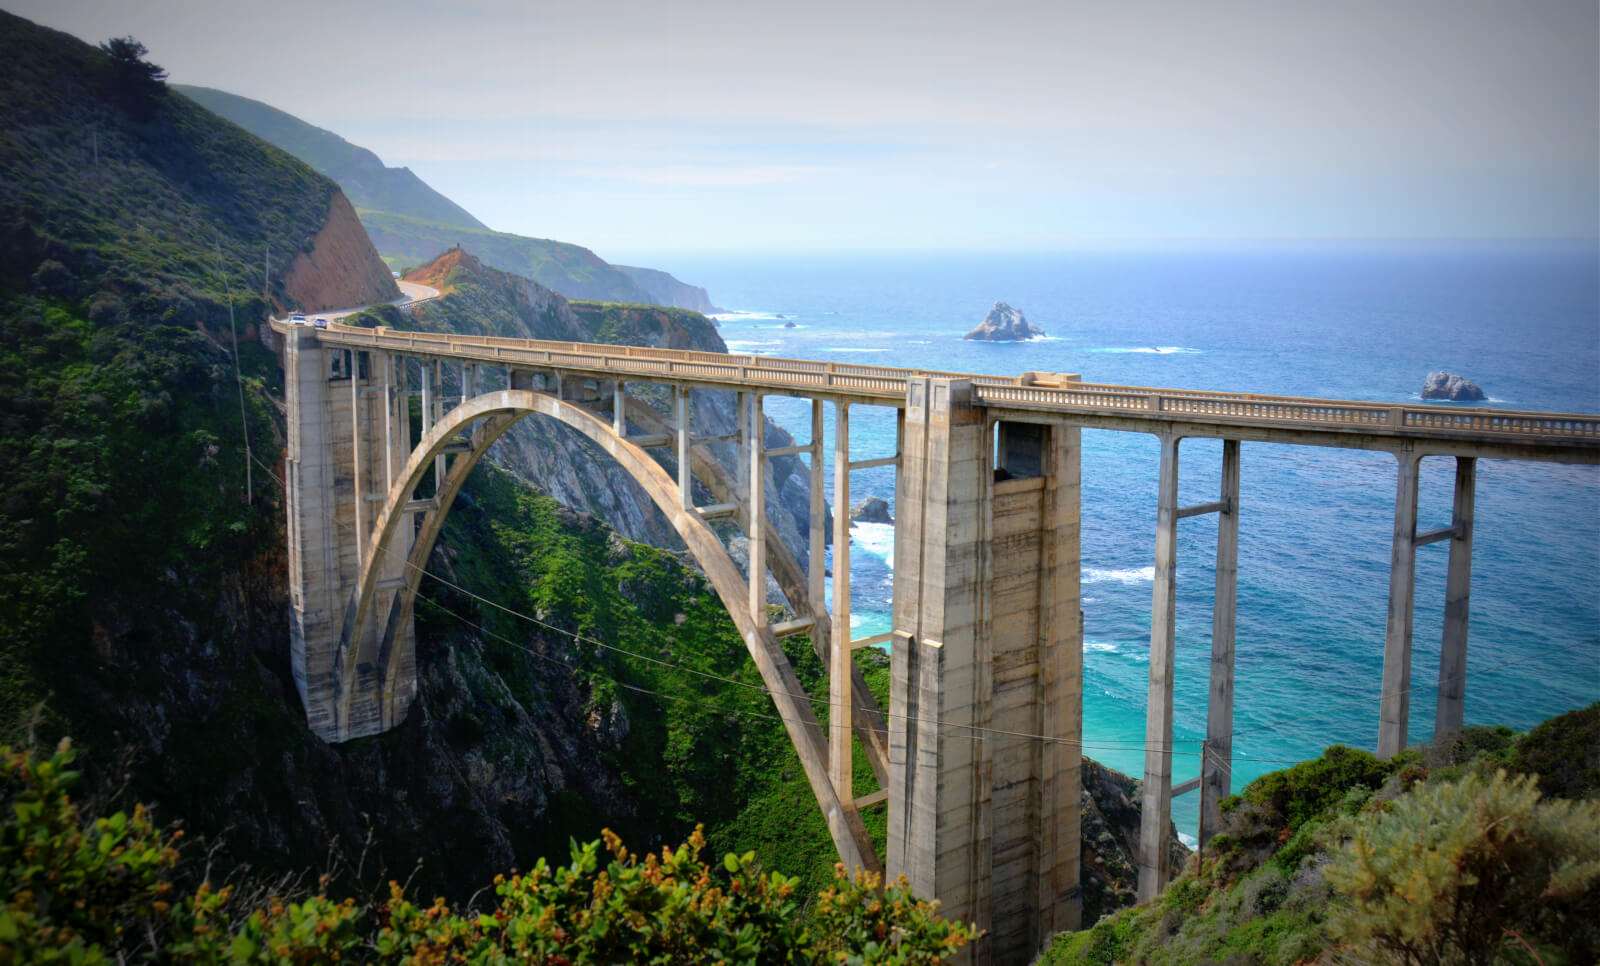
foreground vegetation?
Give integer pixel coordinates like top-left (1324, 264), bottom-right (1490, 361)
top-left (1041, 704), bottom-right (1600, 965)
top-left (0, 739), bottom-right (975, 963)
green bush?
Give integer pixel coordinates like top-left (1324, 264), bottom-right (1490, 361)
top-left (0, 739), bottom-right (977, 964)
top-left (1324, 768), bottom-right (1600, 965)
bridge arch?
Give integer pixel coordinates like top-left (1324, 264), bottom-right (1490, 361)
top-left (335, 387), bottom-right (879, 872)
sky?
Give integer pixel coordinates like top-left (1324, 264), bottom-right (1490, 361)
top-left (11, 0), bottom-right (1599, 253)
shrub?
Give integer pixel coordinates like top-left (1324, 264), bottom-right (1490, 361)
top-left (1324, 768), bottom-right (1600, 965)
top-left (0, 739), bottom-right (978, 963)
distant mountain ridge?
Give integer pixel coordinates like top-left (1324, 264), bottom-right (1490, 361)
top-left (176, 85), bottom-right (488, 231)
top-left (177, 85), bottom-right (719, 311)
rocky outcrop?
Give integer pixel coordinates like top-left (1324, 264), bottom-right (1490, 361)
top-left (1421, 370), bottom-right (1486, 401)
top-left (964, 301), bottom-right (1043, 341)
top-left (280, 190), bottom-right (399, 313)
top-left (1080, 758), bottom-right (1192, 926)
top-left (850, 496), bottom-right (893, 524)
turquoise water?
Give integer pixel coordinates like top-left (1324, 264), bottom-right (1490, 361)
top-left (624, 248), bottom-right (1600, 839)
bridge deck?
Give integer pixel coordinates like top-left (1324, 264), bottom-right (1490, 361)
top-left (294, 321), bottom-right (1600, 463)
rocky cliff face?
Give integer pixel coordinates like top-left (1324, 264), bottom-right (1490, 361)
top-left (280, 191), bottom-right (399, 313)
top-left (1080, 758), bottom-right (1192, 925)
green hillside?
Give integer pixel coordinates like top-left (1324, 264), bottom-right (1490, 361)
top-left (359, 208), bottom-right (656, 302)
top-left (176, 84), bottom-right (489, 230)
top-left (171, 85), bottom-right (722, 308)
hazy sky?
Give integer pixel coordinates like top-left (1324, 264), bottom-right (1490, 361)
top-left (12, 0), bottom-right (1599, 253)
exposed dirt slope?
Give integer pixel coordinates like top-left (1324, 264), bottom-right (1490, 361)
top-left (281, 191), bottom-right (398, 313)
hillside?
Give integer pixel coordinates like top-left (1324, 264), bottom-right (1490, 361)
top-left (173, 85), bottom-right (719, 310)
top-left (176, 84), bottom-right (489, 230)
top-left (359, 209), bottom-right (657, 302)
top-left (1040, 705), bottom-right (1600, 965)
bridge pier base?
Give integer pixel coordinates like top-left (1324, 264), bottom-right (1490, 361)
top-left (285, 332), bottom-right (416, 741)
top-left (889, 377), bottom-right (1082, 964)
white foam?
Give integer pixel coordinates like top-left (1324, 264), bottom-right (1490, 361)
top-left (1084, 565), bottom-right (1155, 585)
top-left (1178, 831), bottom-right (1198, 849)
top-left (725, 340), bottom-right (781, 349)
top-left (1084, 640), bottom-right (1121, 654)
top-left (822, 347), bottom-right (890, 353)
top-left (850, 521), bottom-right (896, 569)
top-left (1091, 346), bottom-right (1200, 355)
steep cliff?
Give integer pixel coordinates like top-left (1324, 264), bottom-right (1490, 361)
top-left (281, 190), bottom-right (399, 312)
top-left (614, 264), bottom-right (723, 313)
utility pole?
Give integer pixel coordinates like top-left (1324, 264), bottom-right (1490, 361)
top-left (218, 234), bottom-right (252, 503)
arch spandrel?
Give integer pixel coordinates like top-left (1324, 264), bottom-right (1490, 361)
top-left (336, 388), bottom-right (880, 874)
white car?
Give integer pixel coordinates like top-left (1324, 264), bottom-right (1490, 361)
top-left (313, 318), bottom-right (329, 329)
top-left (289, 314), bottom-right (308, 324)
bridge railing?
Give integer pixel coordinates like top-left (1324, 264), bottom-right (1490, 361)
top-left (312, 324), bottom-right (1600, 447)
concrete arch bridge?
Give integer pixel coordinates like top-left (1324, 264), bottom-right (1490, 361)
top-left (271, 318), bottom-right (1598, 964)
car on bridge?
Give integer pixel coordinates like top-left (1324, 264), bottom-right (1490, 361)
top-left (289, 314), bottom-right (308, 324)
top-left (313, 318), bottom-right (329, 329)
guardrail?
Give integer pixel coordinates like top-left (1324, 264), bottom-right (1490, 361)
top-left (290, 321), bottom-right (1600, 450)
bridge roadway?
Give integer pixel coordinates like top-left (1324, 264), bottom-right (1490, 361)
top-left (277, 315), bottom-right (1598, 964)
top-left (315, 321), bottom-right (1600, 462)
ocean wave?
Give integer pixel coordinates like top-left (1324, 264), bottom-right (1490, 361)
top-left (725, 340), bottom-right (781, 349)
top-left (709, 311), bottom-right (784, 321)
top-left (1084, 640), bottom-right (1121, 654)
top-left (1178, 831), bottom-right (1198, 849)
top-left (850, 522), bottom-right (895, 569)
top-left (1084, 565), bottom-right (1155, 584)
top-left (822, 347), bottom-right (890, 353)
top-left (1090, 346), bottom-right (1201, 355)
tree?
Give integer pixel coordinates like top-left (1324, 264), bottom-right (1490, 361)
top-left (98, 36), bottom-right (167, 116)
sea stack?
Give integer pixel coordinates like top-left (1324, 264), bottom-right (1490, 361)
top-left (964, 300), bottom-right (1043, 341)
top-left (850, 495), bottom-right (894, 525)
top-left (1421, 371), bottom-right (1487, 401)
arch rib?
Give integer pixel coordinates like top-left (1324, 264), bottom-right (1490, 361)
top-left (339, 388), bottom-right (881, 874)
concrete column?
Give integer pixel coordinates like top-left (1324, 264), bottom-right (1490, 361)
top-left (676, 385), bottom-right (692, 510)
top-left (1139, 432), bottom-right (1181, 902)
top-left (285, 326), bottom-right (340, 738)
top-left (809, 399), bottom-right (826, 609)
top-left (1379, 448), bottom-right (1421, 758)
top-left (749, 393), bottom-right (766, 623)
top-left (888, 376), bottom-right (992, 954)
top-left (351, 352), bottom-right (365, 569)
top-left (1199, 439), bottom-right (1241, 848)
top-left (1435, 456), bottom-right (1476, 739)
top-left (613, 380), bottom-right (626, 436)
top-left (831, 401), bottom-right (853, 799)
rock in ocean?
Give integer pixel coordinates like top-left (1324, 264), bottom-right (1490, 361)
top-left (1421, 370), bottom-right (1487, 401)
top-left (850, 495), bottom-right (893, 524)
top-left (964, 300), bottom-right (1044, 341)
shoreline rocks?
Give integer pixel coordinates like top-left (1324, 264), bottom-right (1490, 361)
top-left (1422, 370), bottom-right (1486, 401)
top-left (850, 495), bottom-right (893, 525)
top-left (964, 300), bottom-right (1043, 341)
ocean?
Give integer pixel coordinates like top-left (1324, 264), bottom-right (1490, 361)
top-left (617, 247), bottom-right (1600, 840)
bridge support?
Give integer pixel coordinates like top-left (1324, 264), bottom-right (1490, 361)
top-left (284, 329), bottom-right (415, 739)
top-left (1380, 453), bottom-right (1477, 757)
top-left (889, 377), bottom-right (1082, 963)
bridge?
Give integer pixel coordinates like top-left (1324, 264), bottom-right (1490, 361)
top-left (270, 315), bottom-right (1598, 964)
